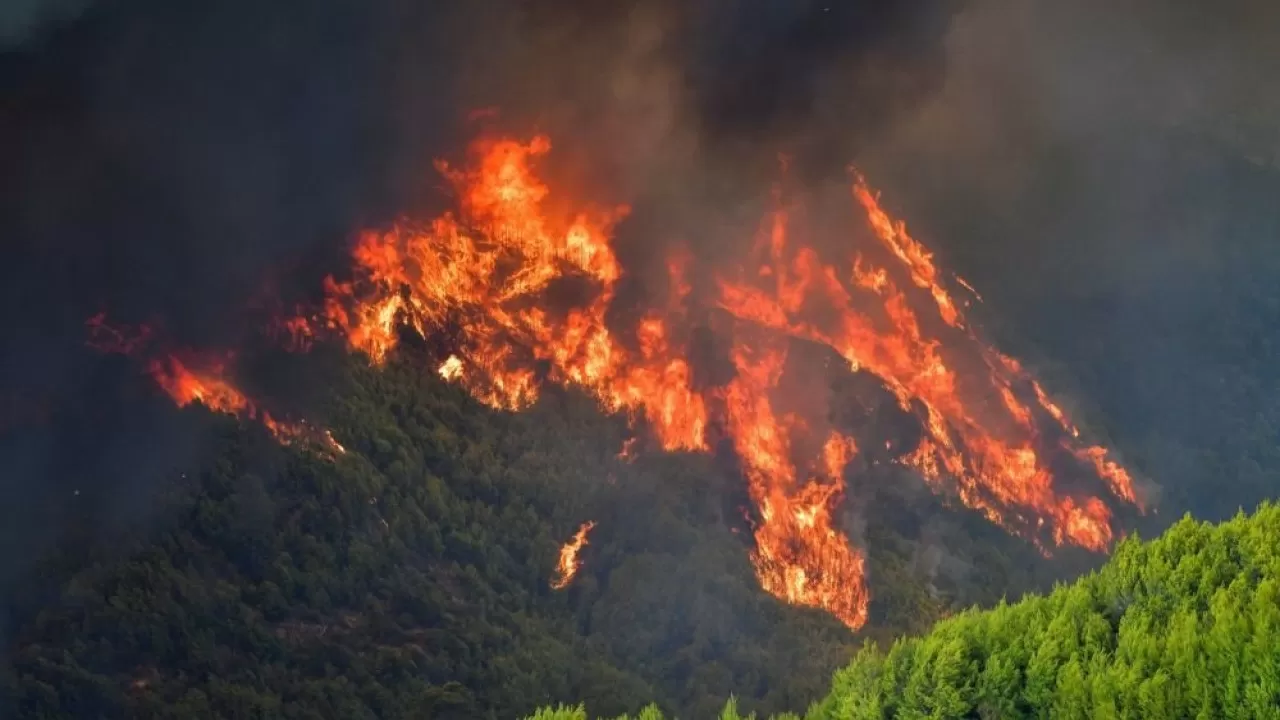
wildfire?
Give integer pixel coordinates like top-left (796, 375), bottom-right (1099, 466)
top-left (84, 129), bottom-right (1144, 631)
top-left (551, 520), bottom-right (596, 589)
top-left (720, 181), bottom-right (1145, 554)
top-left (308, 132), bottom-right (1144, 629)
top-left (853, 177), bottom-right (963, 329)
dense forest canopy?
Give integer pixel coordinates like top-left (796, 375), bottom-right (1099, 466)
top-left (530, 502), bottom-right (1280, 718)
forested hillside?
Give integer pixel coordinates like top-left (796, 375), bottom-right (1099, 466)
top-left (531, 502), bottom-right (1280, 719)
top-left (0, 346), bottom-right (1067, 720)
top-left (5, 1), bottom-right (1280, 719)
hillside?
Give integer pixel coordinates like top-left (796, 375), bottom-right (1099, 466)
top-left (6, 3), bottom-right (1280, 720)
top-left (0, 348), bottom-right (1069, 720)
top-left (532, 503), bottom-right (1280, 719)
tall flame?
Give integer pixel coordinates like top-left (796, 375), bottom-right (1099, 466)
top-left (551, 520), bottom-right (596, 589)
top-left (319, 136), bottom-right (706, 451)
top-left (721, 332), bottom-right (869, 628)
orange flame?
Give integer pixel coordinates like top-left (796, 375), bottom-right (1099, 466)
top-left (721, 335), bottom-right (869, 628)
top-left (1073, 445), bottom-right (1141, 511)
top-left (318, 136), bottom-right (706, 451)
top-left (313, 132), bottom-right (1142, 629)
top-left (716, 184), bottom-right (1141, 554)
top-left (551, 520), bottom-right (596, 589)
top-left (853, 178), bottom-right (962, 329)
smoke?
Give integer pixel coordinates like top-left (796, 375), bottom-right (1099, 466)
top-left (0, 0), bottom-right (964, 624)
top-left (0, 0), bottom-right (92, 48)
top-left (680, 0), bottom-right (958, 181)
top-left (0, 0), bottom-right (961, 354)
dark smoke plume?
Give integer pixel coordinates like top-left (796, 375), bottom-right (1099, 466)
top-left (0, 0), bottom-right (960, 630)
top-left (681, 0), bottom-right (957, 180)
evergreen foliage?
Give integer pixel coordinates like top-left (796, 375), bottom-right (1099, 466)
top-left (531, 503), bottom-right (1280, 718)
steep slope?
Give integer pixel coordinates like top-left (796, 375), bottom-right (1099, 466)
top-left (533, 502), bottom-right (1280, 719)
top-left (0, 347), bottom-right (1069, 720)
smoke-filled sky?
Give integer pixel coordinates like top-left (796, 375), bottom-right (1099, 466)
top-left (2, 0), bottom-right (1278, 627)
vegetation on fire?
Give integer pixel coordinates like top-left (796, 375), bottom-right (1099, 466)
top-left (74, 130), bottom-right (1144, 639)
top-left (530, 502), bottom-right (1280, 719)
top-left (299, 132), bottom-right (1142, 629)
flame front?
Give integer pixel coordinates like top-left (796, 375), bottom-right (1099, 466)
top-left (312, 134), bottom-right (1143, 628)
top-left (722, 334), bottom-right (869, 628)
top-left (81, 132), bottom-right (1139, 631)
top-left (551, 520), bottom-right (596, 589)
